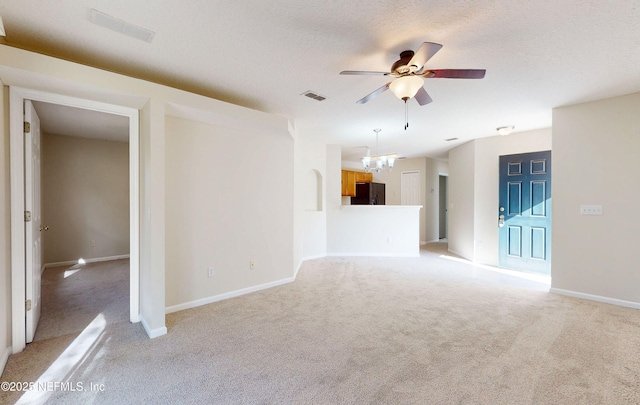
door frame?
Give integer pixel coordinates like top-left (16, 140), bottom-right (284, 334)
top-left (9, 86), bottom-right (140, 353)
top-left (438, 173), bottom-right (448, 239)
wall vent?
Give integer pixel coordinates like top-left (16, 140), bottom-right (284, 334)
top-left (89, 9), bottom-right (155, 43)
top-left (302, 91), bottom-right (326, 101)
top-left (445, 137), bottom-right (459, 142)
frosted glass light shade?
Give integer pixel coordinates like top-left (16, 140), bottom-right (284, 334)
top-left (389, 76), bottom-right (424, 100)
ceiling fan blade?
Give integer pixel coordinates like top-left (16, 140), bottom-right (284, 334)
top-left (423, 69), bottom-right (486, 79)
top-left (414, 87), bottom-right (433, 106)
top-left (356, 83), bottom-right (391, 104)
top-left (340, 70), bottom-right (390, 76)
top-left (409, 42), bottom-right (443, 71)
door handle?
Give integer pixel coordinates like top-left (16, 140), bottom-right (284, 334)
top-left (498, 215), bottom-right (505, 227)
top-left (39, 225), bottom-right (50, 231)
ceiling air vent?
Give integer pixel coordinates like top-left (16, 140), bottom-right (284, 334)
top-left (89, 9), bottom-right (155, 43)
top-left (302, 91), bottom-right (326, 101)
top-left (445, 137), bottom-right (459, 142)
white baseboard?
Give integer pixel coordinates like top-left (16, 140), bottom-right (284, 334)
top-left (0, 346), bottom-right (11, 377)
top-left (326, 252), bottom-right (420, 258)
top-left (302, 254), bottom-right (326, 261)
top-left (550, 288), bottom-right (640, 310)
top-left (140, 315), bottom-right (167, 339)
top-left (43, 254), bottom-right (130, 270)
top-left (165, 276), bottom-right (296, 315)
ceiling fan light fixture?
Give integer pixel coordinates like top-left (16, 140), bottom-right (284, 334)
top-left (389, 76), bottom-right (424, 101)
top-left (497, 125), bottom-right (515, 136)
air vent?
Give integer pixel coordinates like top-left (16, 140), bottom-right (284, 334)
top-left (445, 137), bottom-right (459, 142)
top-left (302, 91), bottom-right (326, 101)
top-left (89, 9), bottom-right (155, 43)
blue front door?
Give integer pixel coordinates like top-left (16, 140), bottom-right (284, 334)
top-left (498, 151), bottom-right (552, 274)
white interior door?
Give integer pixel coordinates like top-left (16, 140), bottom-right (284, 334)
top-left (401, 171), bottom-right (421, 205)
top-left (24, 100), bottom-right (42, 343)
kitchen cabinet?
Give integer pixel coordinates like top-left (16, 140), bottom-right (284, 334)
top-left (341, 170), bottom-right (356, 196)
top-left (355, 171), bottom-right (373, 183)
top-left (342, 170), bottom-right (372, 196)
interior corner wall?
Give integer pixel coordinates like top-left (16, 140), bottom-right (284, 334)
top-left (0, 84), bottom-right (12, 366)
top-left (472, 128), bottom-right (552, 265)
top-left (552, 92), bottom-right (640, 304)
top-left (368, 157), bottom-right (446, 244)
top-left (164, 115), bottom-right (294, 308)
top-left (448, 140), bottom-right (476, 260)
top-left (41, 133), bottom-right (130, 264)
top-left (448, 129), bottom-right (552, 264)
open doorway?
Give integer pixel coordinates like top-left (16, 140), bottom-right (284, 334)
top-left (35, 101), bottom-right (131, 341)
top-left (439, 174), bottom-right (448, 240)
top-left (9, 87), bottom-right (140, 353)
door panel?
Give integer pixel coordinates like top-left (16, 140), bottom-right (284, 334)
top-left (401, 171), bottom-right (420, 205)
top-left (24, 100), bottom-right (42, 343)
top-left (499, 150), bottom-right (552, 274)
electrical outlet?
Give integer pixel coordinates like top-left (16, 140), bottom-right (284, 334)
top-left (91, 239), bottom-right (96, 247)
top-left (250, 260), bottom-right (255, 270)
top-left (580, 205), bottom-right (603, 216)
top-left (207, 267), bottom-right (214, 277)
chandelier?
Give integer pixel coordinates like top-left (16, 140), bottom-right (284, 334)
top-left (362, 129), bottom-right (398, 172)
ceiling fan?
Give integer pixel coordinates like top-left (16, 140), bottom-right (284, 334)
top-left (340, 42), bottom-right (486, 107)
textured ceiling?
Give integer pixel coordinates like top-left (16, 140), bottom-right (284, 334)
top-left (1, 1), bottom-right (639, 160)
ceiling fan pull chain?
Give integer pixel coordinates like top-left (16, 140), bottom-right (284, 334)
top-left (404, 100), bottom-right (409, 130)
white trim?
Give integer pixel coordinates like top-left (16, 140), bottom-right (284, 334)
top-left (9, 86), bottom-right (141, 353)
top-left (43, 255), bottom-right (131, 270)
top-left (165, 277), bottom-right (296, 314)
top-left (302, 254), bottom-right (326, 261)
top-left (326, 252), bottom-right (420, 258)
top-left (550, 288), bottom-right (640, 310)
top-left (0, 346), bottom-right (11, 376)
top-left (140, 316), bottom-right (167, 339)
top-left (9, 87), bottom-right (26, 353)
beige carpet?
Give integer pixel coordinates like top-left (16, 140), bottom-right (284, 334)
top-left (34, 259), bottom-right (130, 342)
top-left (1, 243), bottom-right (639, 404)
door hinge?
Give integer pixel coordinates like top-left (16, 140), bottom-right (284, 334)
top-left (25, 300), bottom-right (32, 311)
top-left (24, 211), bottom-right (32, 222)
top-left (24, 122), bottom-right (31, 133)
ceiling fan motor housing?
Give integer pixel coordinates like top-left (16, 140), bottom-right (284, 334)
top-left (391, 50), bottom-right (417, 75)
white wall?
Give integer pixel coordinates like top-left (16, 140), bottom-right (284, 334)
top-left (448, 140), bottom-right (476, 260)
top-left (294, 132), bottom-right (327, 262)
top-left (0, 84), bottom-right (12, 370)
top-left (164, 116), bottom-right (294, 309)
top-left (42, 133), bottom-right (129, 264)
top-left (448, 129), bottom-right (552, 264)
top-left (342, 156), bottom-right (449, 244)
top-left (552, 92), bottom-right (640, 305)
top-left (328, 205), bottom-right (422, 257)
top-left (0, 44), bottom-right (294, 344)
